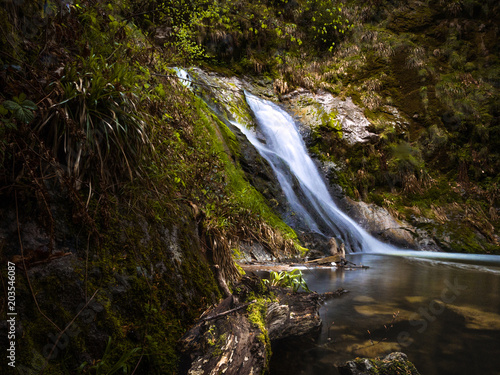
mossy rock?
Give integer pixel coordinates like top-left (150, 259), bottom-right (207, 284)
top-left (387, 5), bottom-right (436, 33)
top-left (338, 352), bottom-right (421, 375)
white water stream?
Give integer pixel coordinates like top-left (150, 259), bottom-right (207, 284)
top-left (174, 67), bottom-right (498, 259)
top-left (232, 93), bottom-right (400, 253)
top-left (238, 93), bottom-right (500, 375)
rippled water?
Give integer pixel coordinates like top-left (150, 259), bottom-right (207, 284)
top-left (268, 253), bottom-right (500, 375)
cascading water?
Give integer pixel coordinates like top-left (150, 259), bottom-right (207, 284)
top-left (173, 67), bottom-right (500, 261)
top-left (236, 93), bottom-right (399, 253)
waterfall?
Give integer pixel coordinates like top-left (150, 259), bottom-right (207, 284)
top-left (236, 93), bottom-right (399, 253)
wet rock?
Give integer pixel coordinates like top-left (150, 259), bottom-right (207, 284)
top-left (297, 231), bottom-right (327, 251)
top-left (238, 241), bottom-right (277, 263)
top-left (190, 67), bottom-right (274, 124)
top-left (342, 198), bottom-right (415, 248)
top-left (282, 90), bottom-right (377, 145)
top-left (318, 95), bottom-right (376, 145)
top-left (267, 289), bottom-right (322, 341)
top-left (338, 352), bottom-right (420, 375)
top-left (233, 123), bottom-right (292, 221)
top-left (341, 197), bottom-right (441, 251)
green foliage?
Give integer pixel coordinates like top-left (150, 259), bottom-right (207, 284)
top-left (78, 337), bottom-right (140, 375)
top-left (0, 94), bottom-right (38, 172)
top-left (133, 0), bottom-right (352, 69)
top-left (1, 94), bottom-right (37, 124)
top-left (263, 269), bottom-right (311, 292)
top-left (303, 0), bottom-right (352, 51)
top-left (38, 53), bottom-right (150, 186)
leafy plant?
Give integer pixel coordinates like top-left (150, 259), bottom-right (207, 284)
top-left (1, 94), bottom-right (38, 126)
top-left (303, 0), bottom-right (352, 51)
top-left (38, 53), bottom-right (150, 187)
top-left (134, 0), bottom-right (352, 68)
top-left (0, 94), bottom-right (38, 164)
top-left (263, 269), bottom-right (311, 292)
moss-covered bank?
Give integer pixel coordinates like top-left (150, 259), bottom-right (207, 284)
top-left (0, 2), bottom-right (303, 373)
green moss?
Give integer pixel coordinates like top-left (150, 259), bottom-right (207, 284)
top-left (354, 356), bottom-right (420, 374)
top-left (12, 193), bottom-right (222, 374)
top-left (246, 298), bottom-right (273, 374)
top-left (215, 115), bottom-right (242, 158)
top-left (294, 243), bottom-right (310, 257)
top-left (208, 327), bottom-right (228, 357)
top-left (192, 96), bottom-right (299, 245)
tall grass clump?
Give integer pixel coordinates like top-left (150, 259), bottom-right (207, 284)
top-left (37, 55), bottom-right (150, 189)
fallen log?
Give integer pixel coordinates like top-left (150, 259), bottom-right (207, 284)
top-left (198, 302), bottom-right (253, 323)
top-left (179, 306), bottom-right (268, 375)
top-left (179, 277), bottom-right (322, 375)
top-left (321, 288), bottom-right (349, 300)
top-left (305, 255), bottom-right (341, 265)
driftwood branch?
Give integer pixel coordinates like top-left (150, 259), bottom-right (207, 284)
top-left (199, 301), bottom-right (253, 323)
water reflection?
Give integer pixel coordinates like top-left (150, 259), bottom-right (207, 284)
top-left (269, 254), bottom-right (500, 375)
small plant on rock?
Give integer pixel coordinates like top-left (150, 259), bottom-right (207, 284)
top-left (263, 269), bottom-right (311, 292)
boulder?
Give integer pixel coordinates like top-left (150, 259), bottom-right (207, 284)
top-left (266, 288), bottom-right (322, 341)
top-left (341, 197), bottom-right (441, 251)
top-left (281, 90), bottom-right (377, 145)
top-left (338, 352), bottom-right (420, 375)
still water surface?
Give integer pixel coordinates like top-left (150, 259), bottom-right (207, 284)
top-left (269, 253), bottom-right (500, 375)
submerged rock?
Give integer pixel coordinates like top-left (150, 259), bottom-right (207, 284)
top-left (436, 302), bottom-right (500, 330)
top-left (344, 341), bottom-right (403, 359)
top-left (338, 352), bottom-right (420, 375)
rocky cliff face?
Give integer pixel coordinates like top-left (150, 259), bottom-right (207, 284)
top-left (191, 70), bottom-right (445, 253)
top-left (0, 196), bottom-right (221, 374)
